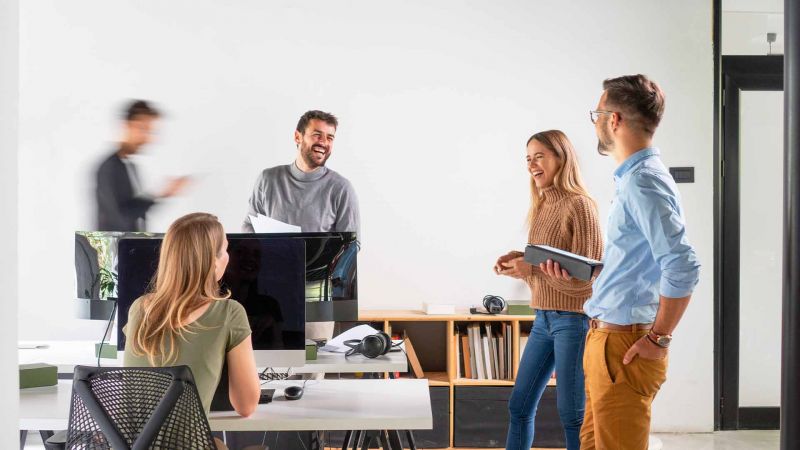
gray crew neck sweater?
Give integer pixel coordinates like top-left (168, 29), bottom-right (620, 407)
top-left (242, 162), bottom-right (360, 236)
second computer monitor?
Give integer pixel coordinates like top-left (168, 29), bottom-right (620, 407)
top-left (116, 236), bottom-right (306, 368)
top-left (228, 232), bottom-right (359, 322)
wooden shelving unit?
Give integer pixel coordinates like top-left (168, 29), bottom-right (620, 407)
top-left (357, 309), bottom-right (545, 450)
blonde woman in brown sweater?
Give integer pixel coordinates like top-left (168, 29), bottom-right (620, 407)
top-left (494, 130), bottom-right (603, 450)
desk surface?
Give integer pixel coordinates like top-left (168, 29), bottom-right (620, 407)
top-left (18, 340), bottom-right (407, 374)
top-left (20, 379), bottom-right (432, 432)
top-left (210, 379), bottom-right (431, 431)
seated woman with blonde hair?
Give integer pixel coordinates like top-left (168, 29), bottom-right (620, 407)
top-left (124, 212), bottom-right (261, 430)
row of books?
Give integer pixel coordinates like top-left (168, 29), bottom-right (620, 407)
top-left (455, 323), bottom-right (516, 380)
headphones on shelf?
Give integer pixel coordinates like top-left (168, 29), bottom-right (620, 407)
top-left (344, 331), bottom-right (394, 358)
top-left (470, 294), bottom-right (506, 315)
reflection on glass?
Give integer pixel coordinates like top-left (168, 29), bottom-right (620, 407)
top-left (75, 231), bottom-right (156, 300)
top-left (302, 233), bottom-right (359, 303)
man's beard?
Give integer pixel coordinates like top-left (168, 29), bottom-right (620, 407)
top-left (596, 127), bottom-right (614, 156)
top-left (300, 143), bottom-right (330, 169)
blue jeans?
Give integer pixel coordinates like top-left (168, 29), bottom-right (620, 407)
top-left (506, 309), bottom-right (589, 450)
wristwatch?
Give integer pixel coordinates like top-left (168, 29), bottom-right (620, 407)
top-left (647, 330), bottom-right (672, 348)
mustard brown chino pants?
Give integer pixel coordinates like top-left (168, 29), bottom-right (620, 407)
top-left (579, 327), bottom-right (668, 450)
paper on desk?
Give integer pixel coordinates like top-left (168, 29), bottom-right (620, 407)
top-left (249, 214), bottom-right (301, 233)
top-left (321, 324), bottom-right (380, 353)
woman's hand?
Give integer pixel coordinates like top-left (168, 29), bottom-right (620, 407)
top-left (538, 259), bottom-right (573, 281)
top-left (494, 251), bottom-right (524, 274)
top-left (497, 256), bottom-right (531, 279)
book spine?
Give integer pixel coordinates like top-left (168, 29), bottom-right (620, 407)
top-left (454, 328), bottom-right (461, 379)
top-left (481, 333), bottom-right (493, 379)
top-left (484, 323), bottom-right (496, 379)
top-left (498, 335), bottom-right (506, 380)
top-left (461, 334), bottom-right (472, 379)
top-left (472, 324), bottom-right (485, 379)
top-left (506, 324), bottom-right (513, 379)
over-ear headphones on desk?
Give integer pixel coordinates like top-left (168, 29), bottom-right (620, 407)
top-left (470, 294), bottom-right (506, 315)
top-left (344, 331), bottom-right (397, 358)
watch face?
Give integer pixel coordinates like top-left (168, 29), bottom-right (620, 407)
top-left (657, 336), bottom-right (672, 347)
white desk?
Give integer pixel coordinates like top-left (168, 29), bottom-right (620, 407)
top-left (20, 379), bottom-right (432, 432)
top-left (209, 379), bottom-right (431, 432)
top-left (18, 383), bottom-right (68, 432)
top-left (18, 340), bottom-right (407, 374)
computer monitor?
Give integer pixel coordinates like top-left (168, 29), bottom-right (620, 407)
top-left (76, 231), bottom-right (359, 323)
top-left (229, 232), bottom-right (359, 322)
top-left (116, 236), bottom-right (306, 368)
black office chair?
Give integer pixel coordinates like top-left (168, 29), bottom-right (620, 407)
top-left (45, 365), bottom-right (219, 450)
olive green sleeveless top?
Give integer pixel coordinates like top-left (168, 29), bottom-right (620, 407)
top-left (123, 298), bottom-right (251, 413)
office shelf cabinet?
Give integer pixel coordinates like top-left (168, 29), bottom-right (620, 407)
top-left (350, 309), bottom-right (563, 450)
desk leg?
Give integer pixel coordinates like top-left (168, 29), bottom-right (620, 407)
top-left (360, 431), bottom-right (381, 450)
top-left (39, 431), bottom-right (54, 442)
top-left (379, 431), bottom-right (391, 449)
top-left (341, 430), bottom-right (353, 450)
top-left (387, 430), bottom-right (403, 450)
top-left (20, 430), bottom-right (27, 450)
top-left (39, 430), bottom-right (55, 450)
top-left (309, 431), bottom-right (321, 450)
top-left (354, 430), bottom-right (365, 450)
top-left (404, 430), bottom-right (417, 450)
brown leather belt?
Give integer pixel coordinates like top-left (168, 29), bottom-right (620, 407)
top-left (589, 319), bottom-right (653, 332)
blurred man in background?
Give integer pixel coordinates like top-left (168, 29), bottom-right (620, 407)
top-left (95, 100), bottom-right (189, 231)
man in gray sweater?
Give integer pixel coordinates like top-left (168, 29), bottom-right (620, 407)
top-left (242, 110), bottom-right (360, 345)
top-left (242, 110), bottom-right (360, 235)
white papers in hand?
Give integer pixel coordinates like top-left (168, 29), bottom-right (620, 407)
top-left (249, 214), bottom-right (301, 233)
top-left (320, 324), bottom-right (380, 353)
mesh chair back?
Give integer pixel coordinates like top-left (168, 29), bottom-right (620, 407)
top-left (66, 365), bottom-right (217, 450)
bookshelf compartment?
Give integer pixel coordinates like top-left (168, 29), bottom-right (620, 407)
top-left (390, 320), bottom-right (448, 375)
top-left (425, 371), bottom-right (450, 386)
top-left (406, 386), bottom-right (450, 448)
top-left (451, 385), bottom-right (566, 449)
top-left (453, 386), bottom-right (513, 448)
top-left (455, 321), bottom-right (515, 382)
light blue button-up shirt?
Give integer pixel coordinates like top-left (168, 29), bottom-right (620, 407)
top-left (584, 148), bottom-right (700, 325)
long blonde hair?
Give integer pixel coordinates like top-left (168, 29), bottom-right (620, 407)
top-left (526, 130), bottom-right (595, 227)
top-left (131, 212), bottom-right (229, 365)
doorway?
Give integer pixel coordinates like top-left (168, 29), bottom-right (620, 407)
top-left (716, 55), bottom-right (783, 430)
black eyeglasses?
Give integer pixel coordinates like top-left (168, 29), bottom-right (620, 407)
top-left (589, 110), bottom-right (615, 124)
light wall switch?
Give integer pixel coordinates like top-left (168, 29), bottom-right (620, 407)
top-left (669, 166), bottom-right (695, 183)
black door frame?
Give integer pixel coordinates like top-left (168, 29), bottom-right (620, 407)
top-left (716, 55), bottom-right (783, 430)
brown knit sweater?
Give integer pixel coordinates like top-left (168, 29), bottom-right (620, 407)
top-left (525, 187), bottom-right (604, 313)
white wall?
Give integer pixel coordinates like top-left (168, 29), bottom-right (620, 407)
top-left (18, 0), bottom-right (714, 431)
top-left (1, 0), bottom-right (20, 445)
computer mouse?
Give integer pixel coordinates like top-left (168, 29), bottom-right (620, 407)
top-left (284, 385), bottom-right (304, 400)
